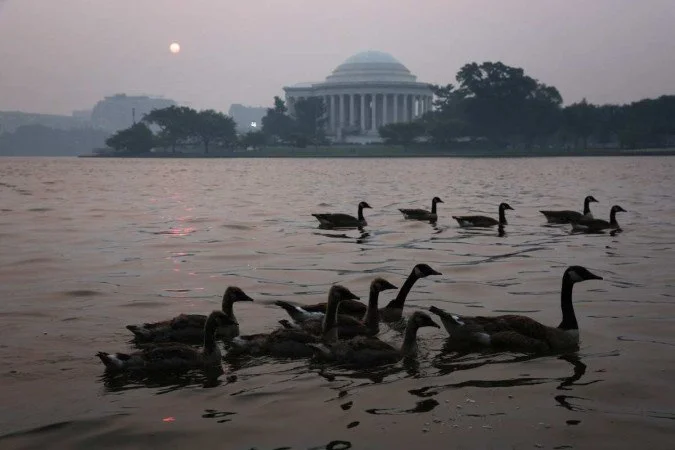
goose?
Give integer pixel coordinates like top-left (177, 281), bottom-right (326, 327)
top-left (428, 266), bottom-right (603, 353)
top-left (309, 311), bottom-right (440, 366)
top-left (571, 205), bottom-right (626, 233)
top-left (312, 201), bottom-right (372, 228)
top-left (453, 203), bottom-right (514, 228)
top-left (228, 285), bottom-right (361, 358)
top-left (399, 197), bottom-right (444, 222)
top-left (540, 195), bottom-right (598, 224)
top-left (274, 277), bottom-right (398, 339)
top-left (297, 263), bottom-right (442, 322)
top-left (97, 310), bottom-right (234, 372)
top-left (126, 286), bottom-right (254, 344)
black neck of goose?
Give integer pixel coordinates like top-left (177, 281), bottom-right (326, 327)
top-left (401, 322), bottom-right (420, 355)
top-left (221, 293), bottom-right (234, 317)
top-left (357, 205), bottom-right (365, 221)
top-left (583, 198), bottom-right (592, 215)
top-left (499, 207), bottom-right (508, 225)
top-left (387, 269), bottom-right (418, 309)
top-left (322, 296), bottom-right (341, 342)
top-left (203, 315), bottom-right (219, 354)
top-left (609, 209), bottom-right (619, 227)
top-left (557, 276), bottom-right (578, 330)
top-left (431, 201), bottom-right (438, 214)
top-left (363, 286), bottom-right (381, 331)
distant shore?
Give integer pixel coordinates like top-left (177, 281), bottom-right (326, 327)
top-left (79, 145), bottom-right (675, 158)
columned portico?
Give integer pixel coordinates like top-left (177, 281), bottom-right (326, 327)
top-left (283, 51), bottom-right (434, 142)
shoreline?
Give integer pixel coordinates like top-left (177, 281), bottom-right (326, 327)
top-left (79, 146), bottom-right (675, 158)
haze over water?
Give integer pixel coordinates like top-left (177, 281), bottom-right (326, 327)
top-left (0, 156), bottom-right (674, 449)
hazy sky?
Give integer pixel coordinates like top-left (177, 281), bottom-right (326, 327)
top-left (1, 0), bottom-right (674, 115)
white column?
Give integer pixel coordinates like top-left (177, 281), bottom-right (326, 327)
top-left (360, 94), bottom-right (366, 130)
top-left (349, 94), bottom-right (355, 126)
top-left (330, 95), bottom-right (337, 132)
top-left (339, 94), bottom-right (345, 129)
top-left (403, 94), bottom-right (408, 122)
top-left (392, 94), bottom-right (398, 123)
top-left (323, 95), bottom-right (330, 131)
top-left (370, 94), bottom-right (377, 131)
top-left (383, 93), bottom-right (388, 126)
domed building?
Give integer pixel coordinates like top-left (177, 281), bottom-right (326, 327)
top-left (283, 51), bottom-right (433, 141)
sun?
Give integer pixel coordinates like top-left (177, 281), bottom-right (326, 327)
top-left (169, 42), bottom-right (181, 54)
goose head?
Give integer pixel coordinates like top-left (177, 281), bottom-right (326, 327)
top-left (327, 284), bottom-right (361, 305)
top-left (585, 195), bottom-right (599, 204)
top-left (358, 201), bottom-right (372, 210)
top-left (432, 197), bottom-right (444, 205)
top-left (413, 263), bottom-right (442, 279)
top-left (564, 266), bottom-right (603, 284)
top-left (370, 277), bottom-right (398, 293)
top-left (499, 202), bottom-right (514, 212)
top-left (223, 286), bottom-right (255, 304)
top-left (409, 311), bottom-right (440, 329)
top-left (611, 205), bottom-right (627, 214)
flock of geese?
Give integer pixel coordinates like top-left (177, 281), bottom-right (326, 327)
top-left (312, 195), bottom-right (626, 233)
top-left (97, 195), bottom-right (614, 374)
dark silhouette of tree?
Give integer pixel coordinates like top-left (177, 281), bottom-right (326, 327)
top-left (262, 97), bottom-right (294, 143)
top-left (143, 106), bottom-right (193, 152)
top-left (105, 122), bottom-right (155, 155)
top-left (378, 122), bottom-right (425, 145)
top-left (293, 97), bottom-right (327, 144)
top-left (240, 130), bottom-right (267, 149)
top-left (191, 109), bottom-right (236, 153)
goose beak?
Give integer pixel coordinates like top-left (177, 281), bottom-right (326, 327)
top-left (430, 268), bottom-right (442, 276)
top-left (240, 293), bottom-right (255, 302)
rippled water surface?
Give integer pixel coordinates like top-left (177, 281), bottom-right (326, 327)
top-left (0, 157), bottom-right (674, 449)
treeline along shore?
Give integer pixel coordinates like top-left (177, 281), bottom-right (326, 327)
top-left (84, 60), bottom-right (675, 158)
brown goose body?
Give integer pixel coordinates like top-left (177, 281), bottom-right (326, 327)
top-left (274, 278), bottom-right (398, 339)
top-left (540, 195), bottom-right (598, 224)
top-left (309, 311), bottom-right (440, 366)
top-left (228, 285), bottom-right (361, 358)
top-left (98, 311), bottom-right (234, 372)
top-left (399, 197), bottom-right (444, 222)
top-left (312, 201), bottom-right (371, 228)
top-left (125, 286), bottom-right (254, 344)
top-left (571, 205), bottom-right (626, 233)
top-left (429, 266), bottom-right (603, 353)
top-left (453, 203), bottom-right (514, 228)
top-left (294, 264), bottom-right (442, 323)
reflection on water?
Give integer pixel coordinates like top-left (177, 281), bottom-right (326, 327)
top-left (1, 156), bottom-right (674, 448)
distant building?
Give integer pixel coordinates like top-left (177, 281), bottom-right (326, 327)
top-left (228, 104), bottom-right (267, 133)
top-left (90, 94), bottom-right (176, 132)
top-left (283, 51), bottom-right (433, 142)
top-left (0, 111), bottom-right (88, 134)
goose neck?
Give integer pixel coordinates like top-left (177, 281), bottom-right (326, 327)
top-left (558, 277), bottom-right (578, 330)
top-left (203, 314), bottom-right (219, 354)
top-left (363, 287), bottom-right (380, 331)
top-left (322, 295), bottom-right (341, 342)
top-left (357, 205), bottom-right (365, 221)
top-left (387, 269), bottom-right (418, 309)
top-left (499, 207), bottom-right (508, 225)
top-left (400, 322), bottom-right (420, 355)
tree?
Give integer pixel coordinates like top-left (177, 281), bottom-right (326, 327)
top-left (293, 97), bottom-right (327, 144)
top-left (191, 109), bottom-right (236, 153)
top-left (240, 130), bottom-right (267, 149)
top-left (378, 122), bottom-right (425, 145)
top-left (262, 96), bottom-right (294, 143)
top-left (143, 106), bottom-right (193, 152)
top-left (563, 99), bottom-right (596, 149)
top-left (454, 61), bottom-right (562, 146)
top-left (104, 122), bottom-right (154, 155)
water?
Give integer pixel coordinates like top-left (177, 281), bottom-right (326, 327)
top-left (0, 156), bottom-right (673, 449)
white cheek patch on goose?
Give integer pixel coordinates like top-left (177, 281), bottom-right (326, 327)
top-left (568, 270), bottom-right (584, 282)
top-left (414, 267), bottom-right (423, 277)
top-left (451, 314), bottom-right (465, 326)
